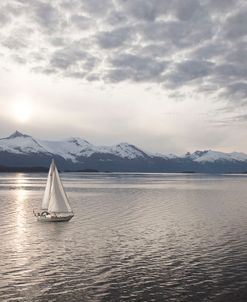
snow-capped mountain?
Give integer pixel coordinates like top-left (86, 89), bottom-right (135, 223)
top-left (37, 138), bottom-right (148, 161)
top-left (37, 137), bottom-right (94, 161)
top-left (1, 131), bottom-right (247, 173)
top-left (185, 150), bottom-right (247, 163)
top-left (0, 131), bottom-right (50, 155)
top-left (0, 131), bottom-right (151, 163)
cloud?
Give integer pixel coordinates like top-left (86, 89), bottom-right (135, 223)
top-left (31, 1), bottom-right (62, 31)
top-left (222, 82), bottom-right (247, 103)
top-left (108, 54), bottom-right (167, 82)
top-left (165, 60), bottom-right (214, 88)
top-left (50, 47), bottom-right (88, 70)
top-left (106, 10), bottom-right (128, 26)
top-left (207, 0), bottom-right (237, 12)
top-left (0, 10), bottom-right (11, 25)
top-left (70, 14), bottom-right (92, 30)
top-left (80, 0), bottom-right (113, 16)
top-left (3, 36), bottom-right (28, 50)
top-left (116, 0), bottom-right (159, 21)
top-left (190, 42), bottom-right (227, 63)
top-left (0, 0), bottom-right (246, 106)
top-left (97, 27), bottom-right (132, 49)
top-left (223, 9), bottom-right (247, 40)
top-left (225, 42), bottom-right (247, 65)
top-left (172, 0), bottom-right (206, 22)
top-left (215, 64), bottom-right (247, 80)
top-left (49, 43), bottom-right (99, 79)
top-left (232, 113), bottom-right (247, 122)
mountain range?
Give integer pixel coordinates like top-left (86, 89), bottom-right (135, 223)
top-left (1, 131), bottom-right (247, 173)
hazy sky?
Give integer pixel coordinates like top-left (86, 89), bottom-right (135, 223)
top-left (0, 0), bottom-right (247, 154)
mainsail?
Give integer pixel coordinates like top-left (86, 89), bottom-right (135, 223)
top-left (41, 160), bottom-right (73, 214)
top-left (41, 160), bottom-right (54, 210)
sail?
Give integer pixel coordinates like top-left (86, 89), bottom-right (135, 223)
top-left (41, 160), bottom-right (54, 210)
top-left (47, 164), bottom-right (72, 213)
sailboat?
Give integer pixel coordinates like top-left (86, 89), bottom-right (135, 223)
top-left (34, 159), bottom-right (74, 222)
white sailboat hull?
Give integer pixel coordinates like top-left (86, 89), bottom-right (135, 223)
top-left (36, 213), bottom-right (74, 222)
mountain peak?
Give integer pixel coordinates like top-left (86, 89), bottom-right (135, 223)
top-left (116, 142), bottom-right (131, 148)
top-left (8, 131), bottom-right (30, 139)
top-left (65, 137), bottom-right (90, 145)
top-left (193, 150), bottom-right (210, 156)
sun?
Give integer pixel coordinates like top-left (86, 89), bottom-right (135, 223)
top-left (13, 98), bottom-right (32, 123)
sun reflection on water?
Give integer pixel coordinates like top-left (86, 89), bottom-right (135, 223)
top-left (15, 173), bottom-right (27, 188)
top-left (14, 175), bottom-right (29, 252)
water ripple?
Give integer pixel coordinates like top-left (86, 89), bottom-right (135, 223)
top-left (1, 173), bottom-right (247, 301)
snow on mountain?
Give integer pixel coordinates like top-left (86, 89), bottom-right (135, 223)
top-left (229, 152), bottom-right (247, 161)
top-left (37, 139), bottom-right (147, 161)
top-left (0, 131), bottom-right (50, 155)
top-left (150, 152), bottom-right (178, 159)
top-left (37, 137), bottom-right (94, 161)
top-left (75, 142), bottom-right (147, 159)
top-left (2, 131), bottom-right (247, 165)
top-left (187, 150), bottom-right (247, 162)
top-left (0, 131), bottom-right (178, 161)
top-left (107, 143), bottom-right (147, 159)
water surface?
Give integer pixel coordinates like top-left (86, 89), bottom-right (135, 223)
top-left (1, 173), bottom-right (247, 302)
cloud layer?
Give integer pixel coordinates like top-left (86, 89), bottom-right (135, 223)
top-left (0, 0), bottom-right (246, 103)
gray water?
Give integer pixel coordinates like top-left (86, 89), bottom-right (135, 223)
top-left (1, 173), bottom-right (247, 302)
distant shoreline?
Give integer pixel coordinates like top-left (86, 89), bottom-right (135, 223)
top-left (0, 166), bottom-right (99, 173)
top-left (1, 166), bottom-right (247, 174)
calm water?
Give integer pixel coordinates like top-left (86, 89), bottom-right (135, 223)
top-left (1, 173), bottom-right (247, 302)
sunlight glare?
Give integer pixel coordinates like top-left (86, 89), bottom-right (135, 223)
top-left (12, 97), bottom-right (32, 123)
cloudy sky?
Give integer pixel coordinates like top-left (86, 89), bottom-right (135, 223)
top-left (0, 0), bottom-right (247, 154)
